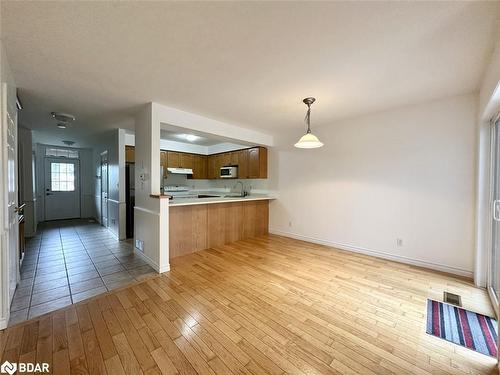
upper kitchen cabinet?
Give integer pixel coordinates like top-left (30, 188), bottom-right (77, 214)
top-left (237, 149), bottom-right (249, 178)
top-left (207, 155), bottom-right (217, 179)
top-left (167, 151), bottom-right (180, 168)
top-left (160, 151), bottom-right (168, 177)
top-left (247, 147), bottom-right (267, 178)
top-left (125, 146), bottom-right (135, 163)
top-left (180, 153), bottom-right (193, 169)
top-left (220, 152), bottom-right (231, 167)
top-left (192, 154), bottom-right (207, 179)
top-left (167, 151), bottom-right (194, 169)
top-left (207, 146), bottom-right (267, 179)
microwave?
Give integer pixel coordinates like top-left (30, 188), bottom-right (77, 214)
top-left (220, 166), bottom-right (238, 178)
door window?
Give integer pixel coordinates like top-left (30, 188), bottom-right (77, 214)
top-left (50, 162), bottom-right (75, 191)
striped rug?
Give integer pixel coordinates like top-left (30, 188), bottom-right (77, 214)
top-left (426, 299), bottom-right (498, 357)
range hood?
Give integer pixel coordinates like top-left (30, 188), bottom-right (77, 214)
top-left (167, 167), bottom-right (193, 175)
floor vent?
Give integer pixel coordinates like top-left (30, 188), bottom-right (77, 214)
top-left (443, 291), bottom-right (462, 307)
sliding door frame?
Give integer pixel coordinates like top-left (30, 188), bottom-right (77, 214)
top-left (488, 113), bottom-right (500, 318)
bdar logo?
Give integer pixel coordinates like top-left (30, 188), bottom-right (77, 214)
top-left (0, 361), bottom-right (17, 375)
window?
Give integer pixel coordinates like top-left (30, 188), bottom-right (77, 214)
top-left (51, 162), bottom-right (75, 191)
top-left (45, 148), bottom-right (79, 159)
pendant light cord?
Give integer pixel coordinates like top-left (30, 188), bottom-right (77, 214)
top-left (305, 103), bottom-right (312, 134)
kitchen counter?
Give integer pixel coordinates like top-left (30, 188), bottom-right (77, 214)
top-left (168, 194), bottom-right (275, 207)
top-left (169, 195), bottom-right (272, 259)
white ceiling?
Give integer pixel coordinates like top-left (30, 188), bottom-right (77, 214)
top-left (2, 1), bottom-right (499, 144)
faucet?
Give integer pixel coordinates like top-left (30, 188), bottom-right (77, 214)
top-left (234, 181), bottom-right (247, 197)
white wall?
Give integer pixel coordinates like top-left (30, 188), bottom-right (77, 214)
top-left (270, 94), bottom-right (477, 277)
top-left (133, 104), bottom-right (170, 272)
top-left (479, 25), bottom-right (500, 121)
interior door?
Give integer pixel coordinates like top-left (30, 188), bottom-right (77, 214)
top-left (489, 117), bottom-right (500, 317)
top-left (44, 158), bottom-right (80, 220)
top-left (101, 153), bottom-right (109, 227)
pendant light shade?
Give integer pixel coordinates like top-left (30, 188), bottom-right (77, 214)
top-left (294, 97), bottom-right (324, 149)
top-left (294, 132), bottom-right (324, 148)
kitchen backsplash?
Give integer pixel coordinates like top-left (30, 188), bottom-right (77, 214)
top-left (162, 174), bottom-right (271, 194)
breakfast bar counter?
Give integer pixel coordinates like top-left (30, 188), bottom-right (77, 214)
top-left (169, 196), bottom-right (274, 259)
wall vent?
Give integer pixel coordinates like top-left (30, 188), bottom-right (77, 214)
top-left (443, 291), bottom-right (462, 306)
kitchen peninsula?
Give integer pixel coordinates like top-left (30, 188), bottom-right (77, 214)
top-left (169, 195), bottom-right (274, 259)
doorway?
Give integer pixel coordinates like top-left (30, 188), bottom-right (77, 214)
top-left (489, 116), bottom-right (500, 317)
top-left (101, 151), bottom-right (109, 227)
top-left (44, 157), bottom-right (80, 220)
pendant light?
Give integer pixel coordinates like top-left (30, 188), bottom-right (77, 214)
top-left (294, 97), bottom-right (324, 149)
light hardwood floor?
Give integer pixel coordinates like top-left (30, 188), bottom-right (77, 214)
top-left (1, 234), bottom-right (498, 374)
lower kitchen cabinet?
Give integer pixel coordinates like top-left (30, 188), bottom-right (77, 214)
top-left (169, 200), bottom-right (270, 258)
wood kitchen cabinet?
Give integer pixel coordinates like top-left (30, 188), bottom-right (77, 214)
top-left (179, 153), bottom-right (193, 169)
top-left (169, 199), bottom-right (270, 258)
top-left (248, 146), bottom-right (267, 178)
top-left (167, 151), bottom-right (194, 169)
top-left (208, 154), bottom-right (223, 179)
top-left (125, 146), bottom-right (135, 163)
top-left (237, 149), bottom-right (249, 178)
top-left (167, 151), bottom-right (180, 168)
top-left (127, 145), bottom-right (267, 180)
top-left (230, 151), bottom-right (239, 166)
top-left (192, 155), bottom-right (207, 179)
top-left (220, 152), bottom-right (231, 167)
top-left (236, 147), bottom-right (267, 179)
top-left (160, 151), bottom-right (168, 177)
top-left (206, 147), bottom-right (267, 179)
top-left (207, 155), bottom-right (217, 179)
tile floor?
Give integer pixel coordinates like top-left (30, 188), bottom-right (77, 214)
top-left (9, 219), bottom-right (157, 326)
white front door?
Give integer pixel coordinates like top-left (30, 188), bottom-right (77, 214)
top-left (44, 158), bottom-right (80, 220)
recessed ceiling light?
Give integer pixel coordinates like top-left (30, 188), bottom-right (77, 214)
top-left (57, 123), bottom-right (67, 129)
top-left (184, 134), bottom-right (198, 142)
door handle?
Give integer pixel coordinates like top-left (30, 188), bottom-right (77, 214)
top-left (493, 200), bottom-right (500, 221)
top-left (14, 204), bottom-right (26, 213)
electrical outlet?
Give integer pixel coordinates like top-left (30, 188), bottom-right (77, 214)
top-left (396, 238), bottom-right (403, 247)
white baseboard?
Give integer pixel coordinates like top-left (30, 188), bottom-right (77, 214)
top-left (269, 228), bottom-right (473, 278)
top-left (133, 248), bottom-right (170, 273)
top-left (0, 316), bottom-right (8, 330)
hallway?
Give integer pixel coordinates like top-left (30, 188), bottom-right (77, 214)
top-left (9, 220), bottom-right (156, 325)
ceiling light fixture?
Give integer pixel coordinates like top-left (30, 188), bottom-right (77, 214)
top-left (62, 140), bottom-right (75, 146)
top-left (52, 112), bottom-right (75, 130)
top-left (51, 112), bottom-right (75, 122)
top-left (184, 134), bottom-right (198, 142)
top-left (294, 97), bottom-right (324, 149)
